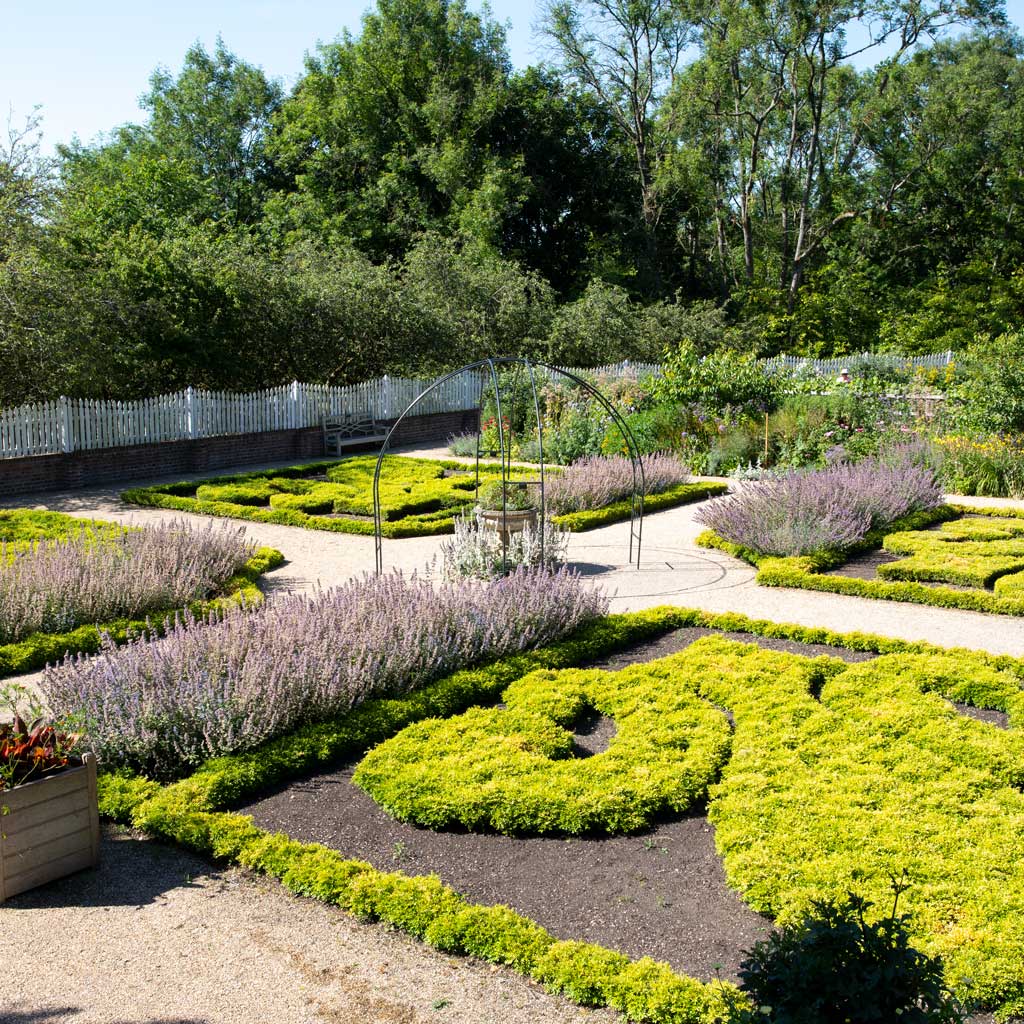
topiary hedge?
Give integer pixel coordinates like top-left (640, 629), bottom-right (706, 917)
top-left (699, 503), bottom-right (1024, 617)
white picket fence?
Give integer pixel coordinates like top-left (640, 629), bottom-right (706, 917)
top-left (0, 352), bottom-right (955, 460)
top-left (0, 374), bottom-right (481, 459)
top-left (764, 351), bottom-right (953, 375)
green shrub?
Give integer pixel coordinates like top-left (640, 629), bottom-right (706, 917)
top-left (125, 456), bottom-right (721, 535)
top-left (655, 342), bottom-right (781, 415)
top-left (947, 332), bottom-right (1024, 435)
top-left (736, 886), bottom-right (969, 1024)
top-left (352, 661), bottom-right (732, 834)
top-left (0, 509), bottom-right (120, 545)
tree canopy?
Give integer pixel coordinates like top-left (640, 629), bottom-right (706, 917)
top-left (1, 0), bottom-right (1021, 404)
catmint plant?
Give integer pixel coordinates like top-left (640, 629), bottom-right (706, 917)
top-left (43, 568), bottom-right (607, 779)
top-left (0, 520), bottom-right (254, 644)
top-left (545, 453), bottom-right (689, 514)
top-left (697, 446), bottom-right (942, 556)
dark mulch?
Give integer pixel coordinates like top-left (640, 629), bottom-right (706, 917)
top-left (955, 703), bottom-right (1010, 729)
top-left (583, 625), bottom-right (878, 670)
top-left (242, 768), bottom-right (770, 983)
top-left (239, 626), bottom-right (1009, 997)
top-left (825, 547), bottom-right (901, 581)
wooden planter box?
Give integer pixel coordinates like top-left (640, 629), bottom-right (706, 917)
top-left (0, 753), bottom-right (99, 903)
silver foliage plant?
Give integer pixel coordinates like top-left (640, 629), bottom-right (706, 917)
top-left (696, 446), bottom-right (943, 557)
top-left (438, 510), bottom-right (570, 580)
top-left (43, 568), bottom-right (608, 779)
top-left (545, 453), bottom-right (689, 515)
top-left (0, 520), bottom-right (255, 645)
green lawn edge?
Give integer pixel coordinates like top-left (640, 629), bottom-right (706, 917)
top-left (93, 604), bottom-right (1024, 1024)
top-left (122, 462), bottom-right (726, 537)
top-left (0, 546), bottom-right (284, 678)
top-left (697, 503), bottom-right (1024, 617)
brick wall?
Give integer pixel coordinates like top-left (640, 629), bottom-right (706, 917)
top-left (0, 410), bottom-right (478, 498)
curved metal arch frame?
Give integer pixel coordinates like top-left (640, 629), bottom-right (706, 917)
top-left (372, 357), bottom-right (646, 575)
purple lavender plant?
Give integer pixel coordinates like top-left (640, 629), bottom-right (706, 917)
top-left (696, 446), bottom-right (942, 557)
top-left (546, 453), bottom-right (689, 514)
top-left (42, 568), bottom-right (608, 779)
top-left (0, 520), bottom-right (254, 645)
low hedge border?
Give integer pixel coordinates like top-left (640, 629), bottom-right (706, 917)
top-left (698, 503), bottom-right (1024, 617)
top-left (93, 605), bottom-right (1024, 1024)
top-left (123, 462), bottom-right (726, 537)
top-left (550, 481), bottom-right (727, 531)
top-left (686, 636), bottom-right (1024, 1015)
top-left (0, 546), bottom-right (284, 678)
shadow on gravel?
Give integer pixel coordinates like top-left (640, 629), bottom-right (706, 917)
top-left (3, 1012), bottom-right (209, 1024)
top-left (1, 1009), bottom-right (81, 1023)
top-left (3, 826), bottom-right (216, 911)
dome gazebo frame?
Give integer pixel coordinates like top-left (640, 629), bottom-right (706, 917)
top-left (372, 357), bottom-right (646, 576)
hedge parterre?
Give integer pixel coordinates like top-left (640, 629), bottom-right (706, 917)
top-left (354, 660), bottom-right (731, 834)
top-left (93, 605), bottom-right (1024, 1021)
top-left (700, 504), bottom-right (1024, 618)
top-left (121, 455), bottom-right (726, 536)
top-left (0, 509), bottom-right (282, 678)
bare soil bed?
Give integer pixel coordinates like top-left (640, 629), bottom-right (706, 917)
top-left (242, 626), bottom-right (1013, 988)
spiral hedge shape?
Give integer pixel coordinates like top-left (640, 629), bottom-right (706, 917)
top-left (353, 660), bottom-right (733, 836)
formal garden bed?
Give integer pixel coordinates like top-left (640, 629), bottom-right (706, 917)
top-left (121, 454), bottom-right (726, 537)
top-left (700, 504), bottom-right (1024, 617)
top-left (31, 587), bottom-right (1022, 1022)
top-left (690, 448), bottom-right (1024, 617)
top-left (0, 509), bottom-right (282, 677)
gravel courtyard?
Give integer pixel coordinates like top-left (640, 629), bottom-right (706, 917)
top-left (3, 447), bottom-right (1021, 1024)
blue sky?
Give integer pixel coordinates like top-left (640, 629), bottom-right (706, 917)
top-left (3, 0), bottom-right (1023, 154)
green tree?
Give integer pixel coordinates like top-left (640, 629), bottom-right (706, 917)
top-left (401, 233), bottom-right (555, 364)
top-left (141, 38), bottom-right (283, 225)
top-left (267, 0), bottom-right (516, 257)
top-left (0, 109), bottom-right (53, 260)
top-left (541, 0), bottom-right (695, 296)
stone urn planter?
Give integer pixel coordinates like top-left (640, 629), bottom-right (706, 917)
top-left (0, 752), bottom-right (100, 903)
top-left (480, 506), bottom-right (539, 541)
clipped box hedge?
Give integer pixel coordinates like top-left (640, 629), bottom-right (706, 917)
top-left (699, 503), bottom-right (1024, 617)
top-left (122, 456), bottom-right (727, 536)
top-left (94, 605), bottom-right (1024, 1022)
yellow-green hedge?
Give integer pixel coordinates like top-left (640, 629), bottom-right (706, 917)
top-left (699, 504), bottom-right (1024, 617)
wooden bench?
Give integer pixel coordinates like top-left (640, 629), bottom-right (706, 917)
top-left (322, 413), bottom-right (388, 456)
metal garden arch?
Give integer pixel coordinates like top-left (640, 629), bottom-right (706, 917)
top-left (372, 357), bottom-right (646, 575)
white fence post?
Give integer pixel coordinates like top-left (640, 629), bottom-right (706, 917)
top-left (59, 396), bottom-right (73, 454)
top-left (185, 387), bottom-right (196, 440)
top-left (382, 374), bottom-right (391, 419)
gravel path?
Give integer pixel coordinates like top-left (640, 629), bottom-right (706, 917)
top-left (4, 450), bottom-right (1024, 1023)
top-left (3, 826), bottom-right (616, 1024)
